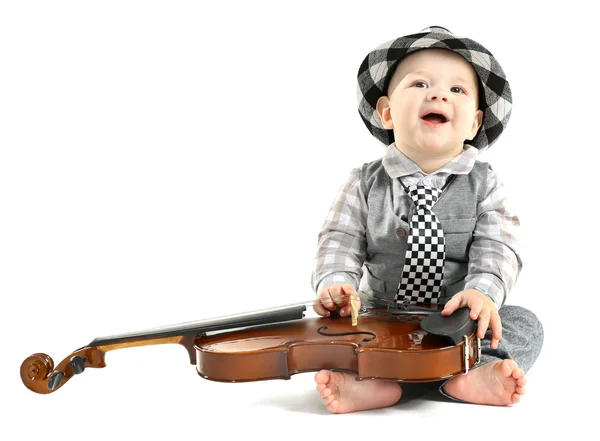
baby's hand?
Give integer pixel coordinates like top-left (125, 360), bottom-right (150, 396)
top-left (313, 283), bottom-right (360, 318)
top-left (441, 289), bottom-right (502, 349)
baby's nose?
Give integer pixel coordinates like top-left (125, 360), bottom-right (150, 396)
top-left (427, 89), bottom-right (449, 102)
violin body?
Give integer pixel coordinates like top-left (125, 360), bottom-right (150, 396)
top-left (21, 305), bottom-right (480, 394)
top-left (197, 308), bottom-right (478, 383)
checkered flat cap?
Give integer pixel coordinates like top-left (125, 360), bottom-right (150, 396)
top-left (357, 26), bottom-right (512, 151)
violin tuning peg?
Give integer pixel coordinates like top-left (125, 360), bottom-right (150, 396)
top-left (69, 355), bottom-right (87, 375)
top-left (47, 371), bottom-right (65, 391)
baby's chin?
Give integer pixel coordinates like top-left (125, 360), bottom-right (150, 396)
top-left (410, 136), bottom-right (464, 157)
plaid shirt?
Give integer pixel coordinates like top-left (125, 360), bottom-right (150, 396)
top-left (311, 143), bottom-right (522, 307)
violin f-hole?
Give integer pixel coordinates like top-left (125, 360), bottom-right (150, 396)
top-left (317, 326), bottom-right (376, 342)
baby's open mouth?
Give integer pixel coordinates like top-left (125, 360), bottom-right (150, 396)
top-left (421, 113), bottom-right (448, 124)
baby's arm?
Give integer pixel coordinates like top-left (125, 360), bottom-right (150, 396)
top-left (443, 168), bottom-right (522, 348)
top-left (311, 168), bottom-right (367, 316)
top-left (464, 167), bottom-right (522, 308)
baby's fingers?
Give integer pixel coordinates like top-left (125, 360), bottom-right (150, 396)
top-left (312, 299), bottom-right (330, 316)
top-left (476, 310), bottom-right (490, 340)
top-left (330, 284), bottom-right (357, 307)
top-left (336, 284), bottom-right (360, 317)
top-left (320, 288), bottom-right (339, 310)
top-left (489, 311), bottom-right (502, 349)
top-left (312, 301), bottom-right (330, 316)
top-left (441, 294), bottom-right (462, 316)
top-left (467, 297), bottom-right (484, 321)
top-left (313, 289), bottom-right (336, 316)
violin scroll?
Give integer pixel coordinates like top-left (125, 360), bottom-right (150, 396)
top-left (20, 353), bottom-right (60, 394)
top-left (20, 348), bottom-right (106, 394)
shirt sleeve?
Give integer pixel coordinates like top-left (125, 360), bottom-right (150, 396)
top-left (311, 168), bottom-right (368, 295)
top-left (464, 167), bottom-right (522, 307)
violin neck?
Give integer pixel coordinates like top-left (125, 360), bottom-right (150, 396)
top-left (89, 303), bottom-right (307, 347)
top-left (21, 303), bottom-right (308, 394)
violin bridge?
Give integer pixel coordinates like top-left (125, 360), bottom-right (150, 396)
top-left (350, 295), bottom-right (360, 326)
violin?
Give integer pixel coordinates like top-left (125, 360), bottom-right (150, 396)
top-left (20, 299), bottom-right (481, 394)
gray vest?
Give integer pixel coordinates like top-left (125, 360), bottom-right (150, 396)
top-left (358, 159), bottom-right (489, 306)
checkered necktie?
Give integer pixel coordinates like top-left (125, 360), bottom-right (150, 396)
top-left (395, 184), bottom-right (445, 305)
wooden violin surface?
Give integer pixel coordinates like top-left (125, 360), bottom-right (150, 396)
top-left (196, 308), bottom-right (478, 383)
top-left (20, 306), bottom-right (479, 394)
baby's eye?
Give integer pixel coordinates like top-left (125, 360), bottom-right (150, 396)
top-left (414, 81), bottom-right (429, 88)
top-left (451, 86), bottom-right (465, 94)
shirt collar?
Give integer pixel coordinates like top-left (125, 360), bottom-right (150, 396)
top-left (382, 143), bottom-right (479, 178)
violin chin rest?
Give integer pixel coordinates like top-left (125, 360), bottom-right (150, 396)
top-left (419, 307), bottom-right (476, 346)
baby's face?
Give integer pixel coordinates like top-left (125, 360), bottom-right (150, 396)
top-left (378, 49), bottom-right (483, 159)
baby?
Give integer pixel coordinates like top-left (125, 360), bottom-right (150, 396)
top-left (311, 26), bottom-right (543, 413)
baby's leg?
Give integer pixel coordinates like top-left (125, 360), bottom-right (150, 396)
top-left (314, 370), bottom-right (402, 414)
top-left (442, 305), bottom-right (543, 405)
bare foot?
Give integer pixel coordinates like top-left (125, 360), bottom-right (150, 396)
top-left (314, 370), bottom-right (402, 414)
top-left (442, 359), bottom-right (526, 406)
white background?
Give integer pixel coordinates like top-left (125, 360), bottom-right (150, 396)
top-left (1, 1), bottom-right (596, 439)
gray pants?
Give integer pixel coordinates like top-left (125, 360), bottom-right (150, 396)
top-left (401, 305), bottom-right (544, 402)
top-left (476, 304), bottom-right (544, 373)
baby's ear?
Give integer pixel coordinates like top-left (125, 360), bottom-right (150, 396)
top-left (467, 109), bottom-right (484, 140)
top-left (376, 96), bottom-right (394, 129)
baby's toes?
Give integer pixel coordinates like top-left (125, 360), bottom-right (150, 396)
top-left (323, 394), bottom-right (335, 405)
top-left (325, 396), bottom-right (341, 412)
top-left (512, 367), bottom-right (525, 379)
top-left (319, 386), bottom-right (332, 398)
top-left (516, 385), bottom-right (526, 395)
top-left (501, 359), bottom-right (518, 376)
top-left (511, 392), bottom-right (521, 404)
top-left (516, 375), bottom-right (527, 387)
